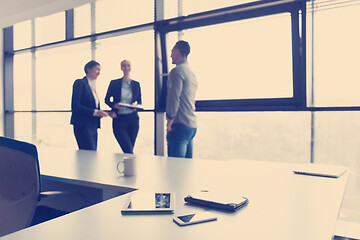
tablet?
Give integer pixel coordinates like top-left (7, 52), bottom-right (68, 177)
top-left (293, 163), bottom-right (348, 178)
top-left (117, 102), bottom-right (143, 109)
top-left (121, 192), bottom-right (175, 215)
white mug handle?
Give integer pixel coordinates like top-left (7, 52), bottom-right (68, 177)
top-left (117, 161), bottom-right (124, 174)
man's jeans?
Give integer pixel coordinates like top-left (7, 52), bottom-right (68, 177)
top-left (167, 123), bottom-right (197, 158)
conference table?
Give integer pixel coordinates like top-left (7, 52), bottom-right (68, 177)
top-left (0, 147), bottom-right (349, 240)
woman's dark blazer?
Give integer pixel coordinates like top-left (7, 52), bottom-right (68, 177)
top-left (104, 78), bottom-right (142, 117)
top-left (70, 77), bottom-right (101, 128)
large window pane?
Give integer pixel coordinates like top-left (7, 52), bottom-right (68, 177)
top-left (14, 113), bottom-right (32, 142)
top-left (312, 6), bottom-right (360, 107)
top-left (167, 14), bottom-right (293, 100)
top-left (34, 112), bottom-right (153, 153)
top-left (36, 42), bottom-right (91, 110)
top-left (313, 111), bottom-right (360, 222)
top-left (16, 112), bottom-right (154, 154)
top-left (36, 112), bottom-right (75, 148)
top-left (182, 0), bottom-right (257, 16)
top-left (193, 112), bottom-right (311, 162)
top-left (35, 12), bottom-right (65, 45)
top-left (164, 0), bottom-right (260, 18)
top-left (306, 2), bottom-right (314, 107)
top-left (14, 53), bottom-right (32, 111)
top-left (95, 30), bottom-right (154, 110)
top-left (13, 20), bottom-right (31, 50)
top-left (95, 0), bottom-right (154, 33)
top-left (163, 0), bottom-right (178, 20)
top-left (74, 3), bottom-right (91, 38)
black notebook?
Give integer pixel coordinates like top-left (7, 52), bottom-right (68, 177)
top-left (184, 192), bottom-right (249, 212)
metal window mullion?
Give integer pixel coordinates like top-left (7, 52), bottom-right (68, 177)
top-left (31, 19), bottom-right (37, 140)
top-left (310, 1), bottom-right (315, 108)
top-left (91, 1), bottom-right (96, 60)
top-left (66, 9), bottom-right (75, 40)
top-left (154, 31), bottom-right (168, 156)
top-left (290, 10), bottom-right (304, 106)
top-left (301, 3), bottom-right (307, 107)
top-left (178, 0), bottom-right (183, 17)
top-left (310, 0), bottom-right (315, 163)
top-left (155, 0), bottom-right (166, 156)
top-left (178, 0), bottom-right (184, 39)
top-left (3, 27), bottom-right (14, 138)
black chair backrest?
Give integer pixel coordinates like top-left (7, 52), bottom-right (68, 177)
top-left (0, 137), bottom-right (40, 236)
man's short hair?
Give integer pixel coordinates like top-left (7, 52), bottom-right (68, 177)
top-left (121, 59), bottom-right (130, 67)
top-left (174, 40), bottom-right (190, 57)
top-left (84, 60), bottom-right (100, 74)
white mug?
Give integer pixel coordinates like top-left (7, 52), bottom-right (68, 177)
top-left (117, 156), bottom-right (136, 176)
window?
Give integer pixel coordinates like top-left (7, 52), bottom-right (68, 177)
top-left (35, 12), bottom-right (65, 45)
top-left (310, 5), bottom-right (360, 107)
top-left (164, 0), bottom-right (262, 19)
top-left (13, 20), bottom-right (31, 50)
top-left (163, 0), bottom-right (179, 19)
top-left (167, 13), bottom-right (293, 101)
top-left (95, 30), bottom-right (155, 110)
top-left (14, 113), bottom-right (33, 142)
top-left (14, 53), bottom-right (32, 111)
top-left (182, 0), bottom-right (258, 16)
top-left (305, 0), bottom-right (360, 224)
top-left (35, 42), bottom-right (91, 110)
top-left (313, 111), bottom-right (360, 220)
top-left (36, 112), bottom-right (75, 148)
top-left (95, 0), bottom-right (154, 33)
top-left (14, 111), bottom-right (154, 154)
top-left (194, 112), bottom-right (311, 162)
top-left (163, 0), bottom-right (260, 18)
top-left (74, 3), bottom-right (91, 37)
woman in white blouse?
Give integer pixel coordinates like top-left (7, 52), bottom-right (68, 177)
top-left (105, 60), bottom-right (142, 153)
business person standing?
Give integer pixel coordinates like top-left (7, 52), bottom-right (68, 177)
top-left (70, 60), bottom-right (108, 150)
top-left (105, 60), bottom-right (142, 154)
top-left (166, 41), bottom-right (198, 158)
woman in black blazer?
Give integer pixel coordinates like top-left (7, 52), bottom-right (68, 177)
top-left (70, 60), bottom-right (108, 150)
top-left (105, 60), bottom-right (142, 154)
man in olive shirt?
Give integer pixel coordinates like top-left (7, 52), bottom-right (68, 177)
top-left (166, 40), bottom-right (198, 158)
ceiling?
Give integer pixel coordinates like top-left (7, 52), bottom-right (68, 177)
top-left (0, 0), bottom-right (93, 28)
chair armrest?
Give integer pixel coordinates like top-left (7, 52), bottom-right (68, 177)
top-left (40, 191), bottom-right (83, 198)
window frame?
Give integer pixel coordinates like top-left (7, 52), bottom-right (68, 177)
top-left (155, 0), bottom-right (307, 112)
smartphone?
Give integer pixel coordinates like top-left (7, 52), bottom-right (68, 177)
top-left (173, 212), bottom-right (217, 226)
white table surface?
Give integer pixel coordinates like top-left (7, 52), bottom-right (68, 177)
top-left (0, 147), bottom-right (350, 240)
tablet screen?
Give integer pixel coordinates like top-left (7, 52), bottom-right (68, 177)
top-left (155, 193), bottom-right (171, 208)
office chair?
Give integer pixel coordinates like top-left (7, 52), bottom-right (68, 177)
top-left (0, 136), bottom-right (86, 237)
